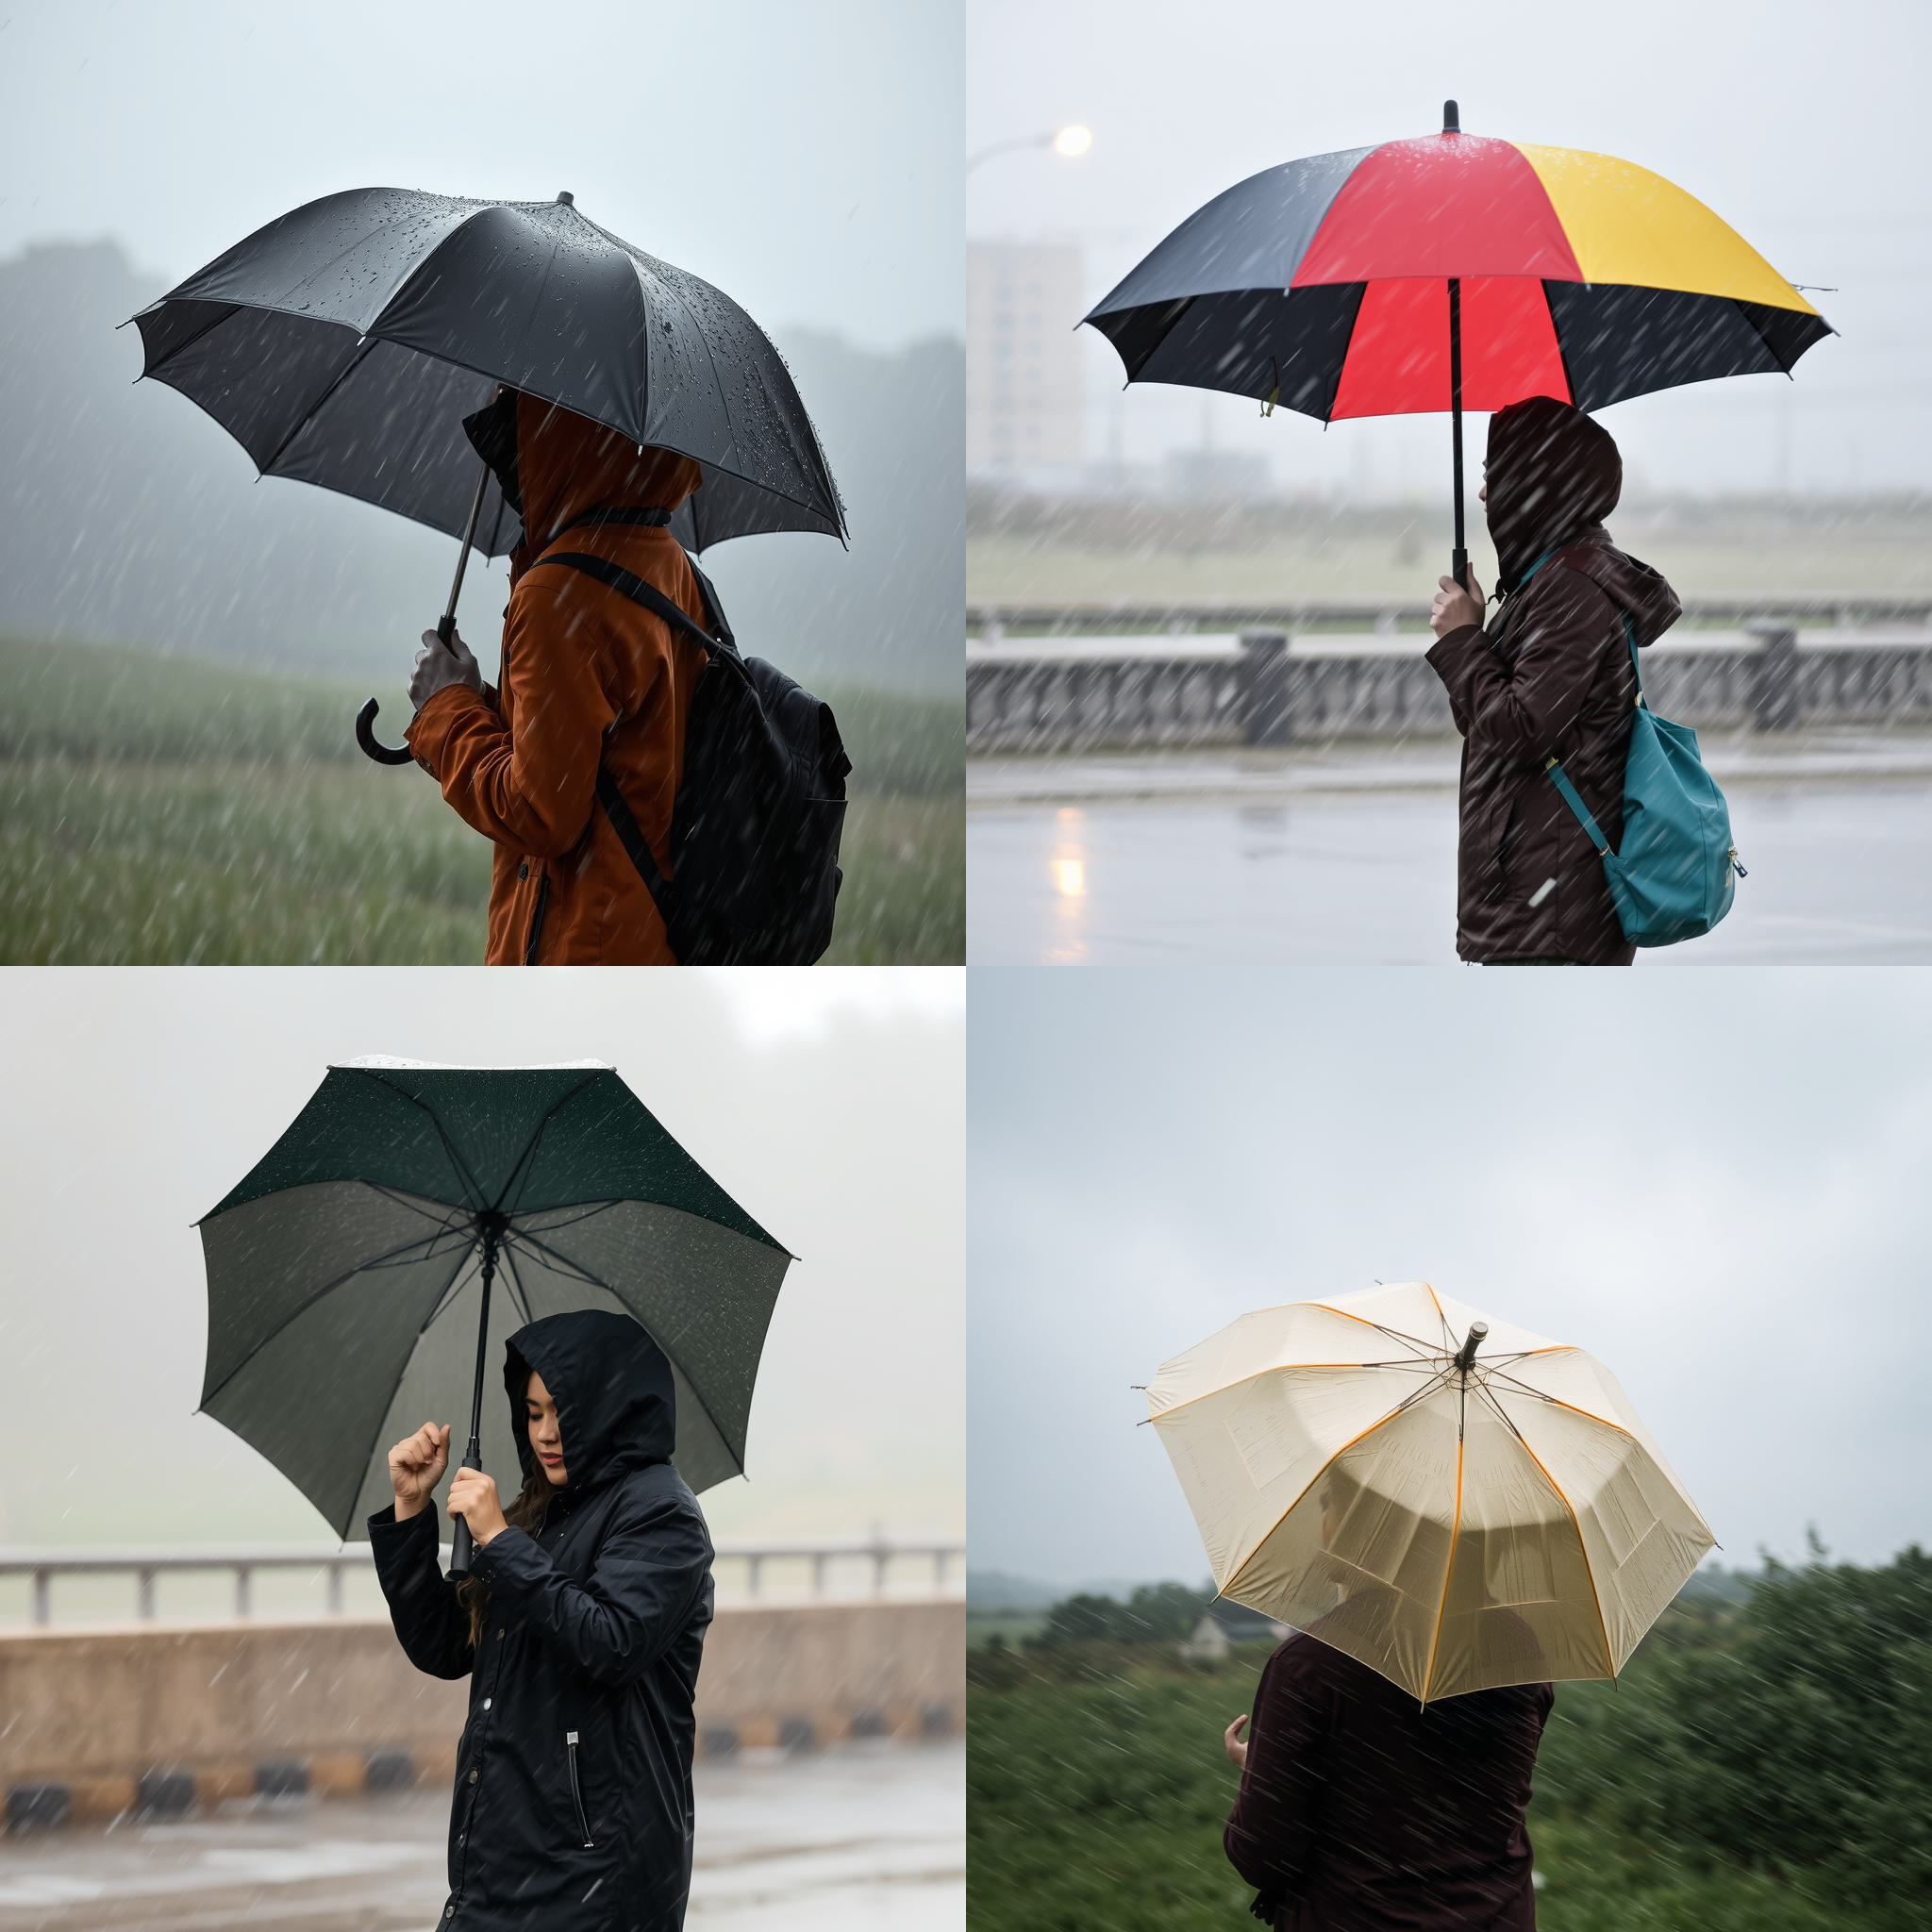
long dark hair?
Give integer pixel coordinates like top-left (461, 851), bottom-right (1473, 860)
top-left (453, 1362), bottom-right (553, 1649)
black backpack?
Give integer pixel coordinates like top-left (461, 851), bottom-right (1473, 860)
top-left (530, 525), bottom-right (850, 965)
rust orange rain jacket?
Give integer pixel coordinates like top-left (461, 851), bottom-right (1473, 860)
top-left (406, 393), bottom-right (708, 965)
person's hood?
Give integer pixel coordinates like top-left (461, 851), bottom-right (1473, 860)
top-left (461, 388), bottom-right (703, 582)
top-left (1485, 394), bottom-right (1622, 597)
top-left (1486, 394), bottom-right (1680, 647)
top-left (502, 1307), bottom-right (677, 1507)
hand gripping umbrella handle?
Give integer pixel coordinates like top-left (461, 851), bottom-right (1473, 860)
top-left (445, 1436), bottom-right (482, 1581)
top-left (357, 453), bottom-right (493, 766)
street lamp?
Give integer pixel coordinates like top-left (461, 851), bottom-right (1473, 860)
top-left (967, 125), bottom-right (1094, 176)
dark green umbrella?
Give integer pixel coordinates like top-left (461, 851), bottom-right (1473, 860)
top-left (194, 1057), bottom-right (791, 1575)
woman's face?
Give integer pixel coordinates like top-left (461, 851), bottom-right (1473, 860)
top-left (526, 1370), bottom-right (566, 1485)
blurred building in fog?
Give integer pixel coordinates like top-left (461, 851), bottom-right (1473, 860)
top-left (967, 240), bottom-right (1085, 488)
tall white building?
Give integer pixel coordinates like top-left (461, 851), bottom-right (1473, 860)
top-left (966, 240), bottom-right (1085, 486)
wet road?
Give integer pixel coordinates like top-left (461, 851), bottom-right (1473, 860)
top-left (0, 1742), bottom-right (962, 1932)
top-left (969, 774), bottom-right (1932, 964)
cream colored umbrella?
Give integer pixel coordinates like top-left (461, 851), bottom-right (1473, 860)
top-left (1146, 1281), bottom-right (1714, 1703)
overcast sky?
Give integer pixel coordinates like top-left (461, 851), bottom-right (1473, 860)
top-left (967, 0), bottom-right (1931, 496)
top-left (0, 0), bottom-right (960, 354)
top-left (970, 968), bottom-right (1932, 1591)
top-left (0, 969), bottom-right (963, 1554)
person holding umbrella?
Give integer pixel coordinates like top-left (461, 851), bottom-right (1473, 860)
top-left (1220, 1465), bottom-right (1553, 1931)
top-left (371, 1308), bottom-right (714, 1932)
top-left (1425, 396), bottom-right (1683, 965)
top-left (404, 387), bottom-right (710, 965)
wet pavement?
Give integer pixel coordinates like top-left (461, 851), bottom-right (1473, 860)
top-left (968, 757), bottom-right (1932, 964)
top-left (0, 1741), bottom-right (963, 1932)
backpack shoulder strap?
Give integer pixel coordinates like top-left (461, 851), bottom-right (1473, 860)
top-left (524, 547), bottom-right (729, 932)
top-left (530, 548), bottom-right (724, 654)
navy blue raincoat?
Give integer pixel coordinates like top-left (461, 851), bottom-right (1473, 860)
top-left (369, 1309), bottom-right (714, 1932)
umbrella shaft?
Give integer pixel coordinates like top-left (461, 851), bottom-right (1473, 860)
top-left (1449, 276), bottom-right (1467, 591)
top-left (440, 455), bottom-right (493, 641)
top-left (467, 1237), bottom-right (497, 1448)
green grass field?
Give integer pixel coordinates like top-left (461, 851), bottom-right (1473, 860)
top-left (0, 634), bottom-right (962, 964)
top-left (967, 1654), bottom-right (1916, 1932)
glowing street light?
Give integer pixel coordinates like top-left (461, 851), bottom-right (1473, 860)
top-left (967, 125), bottom-right (1095, 175)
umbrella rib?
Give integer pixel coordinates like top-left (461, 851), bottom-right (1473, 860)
top-left (349, 1073), bottom-right (490, 1209)
top-left (1420, 1375), bottom-right (1469, 1706)
top-left (511, 1200), bottom-right (623, 1238)
top-left (136, 301), bottom-right (242, 378)
top-left (502, 1224), bottom-right (746, 1479)
top-left (416, 1245), bottom-right (481, 1336)
top-left (363, 1182), bottom-right (477, 1237)
top-left (341, 1238), bottom-right (480, 1541)
top-left (257, 333), bottom-right (379, 477)
top-left (1221, 1362), bottom-right (1457, 1592)
top-left (497, 1242), bottom-right (537, 1328)
top-left (1474, 1382), bottom-right (1617, 1679)
top-left (1480, 1364), bottom-right (1632, 1441)
top-left (1149, 1356), bottom-right (1438, 1426)
top-left (492, 1073), bottom-right (606, 1215)
top-left (200, 1223), bottom-right (471, 1413)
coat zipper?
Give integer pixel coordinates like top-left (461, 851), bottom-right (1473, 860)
top-left (565, 1730), bottom-right (594, 1848)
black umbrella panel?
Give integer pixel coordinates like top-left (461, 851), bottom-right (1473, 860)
top-left (125, 187), bottom-right (847, 756)
top-left (194, 1058), bottom-right (793, 1577)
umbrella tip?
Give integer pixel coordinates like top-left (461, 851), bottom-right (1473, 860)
top-left (1442, 99), bottom-right (1460, 133)
top-left (557, 190), bottom-right (575, 207)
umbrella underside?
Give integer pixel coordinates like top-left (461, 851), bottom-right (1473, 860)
top-left (1148, 1287), bottom-right (1714, 1701)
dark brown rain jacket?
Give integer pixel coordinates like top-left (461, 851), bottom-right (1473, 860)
top-left (406, 393), bottom-right (709, 966)
top-left (1425, 396), bottom-right (1683, 965)
top-left (1225, 1624), bottom-right (1553, 1932)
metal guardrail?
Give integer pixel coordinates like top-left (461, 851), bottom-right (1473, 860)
top-left (966, 593), bottom-right (1932, 638)
top-left (0, 1538), bottom-right (965, 1627)
top-left (966, 620), bottom-right (1932, 755)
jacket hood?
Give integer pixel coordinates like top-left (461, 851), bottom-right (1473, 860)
top-left (462, 388), bottom-right (704, 584)
top-left (503, 1307), bottom-right (677, 1503)
top-left (1549, 530), bottom-right (1684, 650)
top-left (1485, 394), bottom-right (1622, 597)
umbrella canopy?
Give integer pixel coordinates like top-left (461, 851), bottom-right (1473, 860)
top-left (1146, 1281), bottom-right (1713, 1702)
top-left (1084, 105), bottom-right (1833, 586)
top-left (1084, 113), bottom-right (1831, 417)
top-left (194, 1057), bottom-right (792, 1543)
top-left (125, 186), bottom-right (846, 555)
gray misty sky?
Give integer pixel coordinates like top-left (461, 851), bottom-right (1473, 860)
top-left (0, 969), bottom-right (962, 1550)
top-left (0, 0), bottom-right (961, 353)
top-left (969, 968), bottom-right (1932, 1591)
top-left (967, 0), bottom-right (1932, 496)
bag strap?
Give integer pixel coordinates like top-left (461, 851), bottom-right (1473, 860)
top-left (523, 548), bottom-right (729, 929)
top-left (553, 505), bottom-right (675, 538)
top-left (1542, 614), bottom-right (1642, 858)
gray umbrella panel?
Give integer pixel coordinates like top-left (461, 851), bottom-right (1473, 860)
top-left (197, 1183), bottom-right (791, 1542)
top-left (126, 186), bottom-right (846, 553)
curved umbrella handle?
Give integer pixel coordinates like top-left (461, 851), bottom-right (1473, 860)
top-left (356, 614), bottom-right (455, 765)
top-left (355, 699), bottom-right (415, 765)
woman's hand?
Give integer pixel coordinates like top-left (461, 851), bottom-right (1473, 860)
top-left (408, 626), bottom-right (483, 712)
top-left (1224, 1712), bottom-right (1251, 1772)
top-left (448, 1465), bottom-right (509, 1546)
top-left (389, 1421), bottom-right (450, 1519)
top-left (1430, 570), bottom-right (1486, 640)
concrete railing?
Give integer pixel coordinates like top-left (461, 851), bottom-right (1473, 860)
top-left (0, 1537), bottom-right (964, 1629)
top-left (965, 624), bottom-right (1932, 754)
top-left (0, 1599), bottom-right (965, 1831)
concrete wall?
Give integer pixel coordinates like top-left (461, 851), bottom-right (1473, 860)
top-left (0, 1600), bottom-right (962, 1828)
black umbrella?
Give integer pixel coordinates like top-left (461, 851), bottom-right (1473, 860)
top-left (125, 186), bottom-right (846, 758)
top-left (193, 1057), bottom-right (792, 1577)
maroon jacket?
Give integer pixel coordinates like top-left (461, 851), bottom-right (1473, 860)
top-left (1425, 397), bottom-right (1683, 965)
top-left (1225, 1627), bottom-right (1553, 1932)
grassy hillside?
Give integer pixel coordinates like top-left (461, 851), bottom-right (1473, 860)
top-left (968, 1549), bottom-right (1932, 1932)
top-left (0, 633), bottom-right (962, 964)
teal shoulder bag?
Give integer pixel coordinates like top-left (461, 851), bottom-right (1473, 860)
top-left (1513, 551), bottom-right (1746, 948)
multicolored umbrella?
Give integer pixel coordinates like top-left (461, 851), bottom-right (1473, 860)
top-left (1084, 103), bottom-right (1834, 590)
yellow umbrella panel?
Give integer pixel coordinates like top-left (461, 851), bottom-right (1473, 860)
top-left (1146, 1282), bottom-right (1713, 1702)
